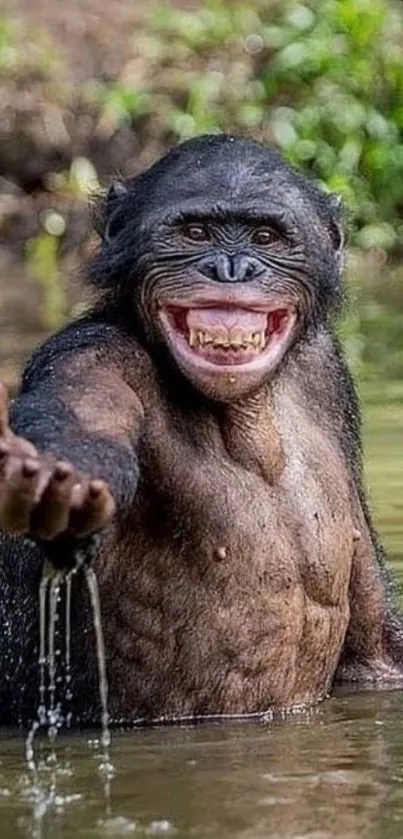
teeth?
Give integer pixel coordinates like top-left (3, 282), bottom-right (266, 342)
top-left (231, 328), bottom-right (244, 347)
top-left (187, 328), bottom-right (267, 350)
top-left (209, 330), bottom-right (229, 346)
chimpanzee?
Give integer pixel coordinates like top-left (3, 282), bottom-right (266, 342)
top-left (0, 134), bottom-right (402, 726)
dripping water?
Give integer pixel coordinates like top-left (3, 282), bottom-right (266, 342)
top-left (24, 566), bottom-right (65, 838)
top-left (25, 546), bottom-right (114, 828)
top-left (84, 564), bottom-right (114, 813)
top-left (25, 566), bottom-right (57, 769)
top-left (65, 572), bottom-right (73, 728)
top-left (38, 573), bottom-right (48, 727)
top-left (47, 574), bottom-right (62, 744)
top-left (83, 565), bottom-right (110, 750)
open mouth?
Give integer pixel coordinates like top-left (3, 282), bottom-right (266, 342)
top-left (159, 302), bottom-right (297, 373)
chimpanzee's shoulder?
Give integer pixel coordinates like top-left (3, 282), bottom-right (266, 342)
top-left (20, 315), bottom-right (145, 392)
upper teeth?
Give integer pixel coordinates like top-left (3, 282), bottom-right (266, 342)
top-left (188, 328), bottom-right (265, 349)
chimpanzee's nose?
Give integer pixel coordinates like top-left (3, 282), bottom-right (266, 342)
top-left (198, 254), bottom-right (265, 283)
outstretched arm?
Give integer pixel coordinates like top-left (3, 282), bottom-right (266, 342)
top-left (0, 320), bottom-right (143, 566)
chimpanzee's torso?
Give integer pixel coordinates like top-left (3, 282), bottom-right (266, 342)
top-left (94, 370), bottom-right (356, 723)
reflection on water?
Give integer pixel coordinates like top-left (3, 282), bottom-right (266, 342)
top-left (0, 385), bottom-right (401, 839)
top-left (2, 694), bottom-right (403, 839)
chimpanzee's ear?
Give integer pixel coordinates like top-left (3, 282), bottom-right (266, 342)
top-left (107, 180), bottom-right (128, 203)
top-left (92, 179), bottom-right (131, 243)
top-left (103, 180), bottom-right (129, 243)
top-left (327, 194), bottom-right (345, 254)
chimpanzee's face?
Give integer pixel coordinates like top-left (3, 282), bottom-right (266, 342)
top-left (96, 136), bottom-right (343, 402)
top-left (144, 212), bottom-right (300, 401)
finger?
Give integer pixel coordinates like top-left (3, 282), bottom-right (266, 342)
top-left (0, 432), bottom-right (37, 463)
top-left (69, 479), bottom-right (115, 536)
top-left (70, 476), bottom-right (90, 509)
top-left (0, 456), bottom-right (40, 533)
top-left (30, 462), bottom-right (76, 539)
top-left (0, 440), bottom-right (10, 478)
top-left (0, 383), bottom-right (9, 438)
top-left (33, 458), bottom-right (57, 501)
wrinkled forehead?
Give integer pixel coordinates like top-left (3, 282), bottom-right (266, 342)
top-left (144, 150), bottom-right (300, 215)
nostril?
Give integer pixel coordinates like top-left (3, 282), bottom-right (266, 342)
top-left (244, 262), bottom-right (255, 280)
top-left (198, 258), bottom-right (217, 281)
top-left (235, 255), bottom-right (264, 282)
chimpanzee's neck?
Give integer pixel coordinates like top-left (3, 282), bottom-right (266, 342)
top-left (218, 383), bottom-right (285, 484)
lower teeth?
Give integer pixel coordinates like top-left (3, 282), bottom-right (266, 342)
top-left (187, 331), bottom-right (266, 350)
top-left (190, 342), bottom-right (264, 351)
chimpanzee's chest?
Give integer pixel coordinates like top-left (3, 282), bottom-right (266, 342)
top-left (99, 405), bottom-right (357, 719)
top-left (137, 415), bottom-right (354, 608)
top-left (101, 423), bottom-right (355, 719)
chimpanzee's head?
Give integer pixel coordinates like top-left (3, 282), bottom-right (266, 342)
top-left (91, 134), bottom-right (344, 402)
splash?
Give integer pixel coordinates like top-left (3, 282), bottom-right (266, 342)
top-left (25, 552), bottom-right (114, 832)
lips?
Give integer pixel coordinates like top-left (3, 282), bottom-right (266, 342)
top-left (160, 304), bottom-right (296, 369)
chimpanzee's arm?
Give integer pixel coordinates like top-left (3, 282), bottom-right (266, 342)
top-left (11, 320), bottom-right (142, 505)
top-left (323, 335), bottom-right (403, 680)
top-left (0, 318), bottom-right (143, 565)
top-left (292, 329), bottom-right (403, 682)
top-left (336, 493), bottom-right (403, 684)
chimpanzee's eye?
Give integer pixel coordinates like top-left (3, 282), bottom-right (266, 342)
top-left (251, 227), bottom-right (281, 246)
top-left (182, 223), bottom-right (210, 242)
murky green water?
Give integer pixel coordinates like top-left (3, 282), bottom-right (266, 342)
top-left (0, 383), bottom-right (402, 839)
top-left (363, 382), bottom-right (403, 569)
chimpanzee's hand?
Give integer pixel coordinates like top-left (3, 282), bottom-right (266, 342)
top-left (0, 383), bottom-right (115, 539)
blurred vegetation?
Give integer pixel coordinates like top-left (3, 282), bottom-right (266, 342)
top-left (0, 0), bottom-right (403, 384)
top-left (99, 0), bottom-right (403, 249)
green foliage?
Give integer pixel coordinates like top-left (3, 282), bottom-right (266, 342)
top-left (103, 0), bottom-right (403, 250)
top-left (26, 212), bottom-right (67, 330)
top-left (48, 157), bottom-right (100, 199)
top-left (0, 15), bottom-right (18, 72)
top-left (341, 254), bottom-right (403, 380)
top-left (0, 13), bottom-right (57, 76)
top-left (264, 0), bottom-right (403, 249)
top-left (97, 86), bottom-right (152, 133)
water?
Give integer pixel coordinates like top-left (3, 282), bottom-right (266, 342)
top-left (83, 566), bottom-right (111, 752)
top-left (3, 696), bottom-right (403, 839)
top-left (0, 383), bottom-right (402, 839)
